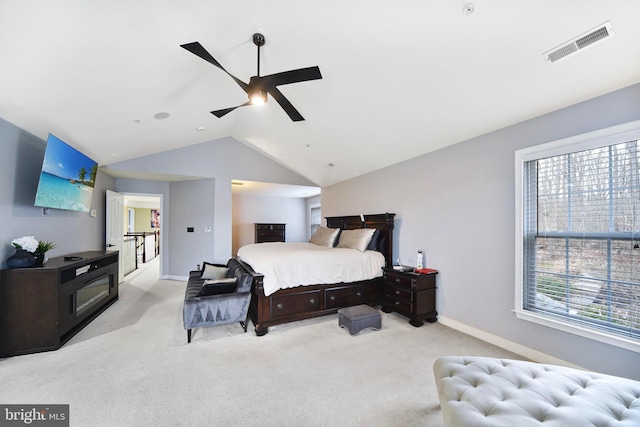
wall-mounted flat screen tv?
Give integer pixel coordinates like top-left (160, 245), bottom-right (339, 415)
top-left (34, 134), bottom-right (98, 212)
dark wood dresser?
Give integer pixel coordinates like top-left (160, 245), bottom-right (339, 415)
top-left (381, 267), bottom-right (437, 327)
top-left (255, 223), bottom-right (286, 243)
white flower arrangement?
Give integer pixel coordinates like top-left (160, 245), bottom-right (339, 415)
top-left (11, 236), bottom-right (39, 253)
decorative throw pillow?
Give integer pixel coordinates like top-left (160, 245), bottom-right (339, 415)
top-left (336, 228), bottom-right (376, 252)
top-left (199, 279), bottom-right (238, 296)
top-left (366, 229), bottom-right (380, 251)
top-left (201, 262), bottom-right (228, 280)
top-left (309, 226), bottom-right (341, 247)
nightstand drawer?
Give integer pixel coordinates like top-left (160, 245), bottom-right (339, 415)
top-left (386, 296), bottom-right (413, 314)
top-left (384, 284), bottom-right (413, 302)
top-left (384, 271), bottom-right (414, 288)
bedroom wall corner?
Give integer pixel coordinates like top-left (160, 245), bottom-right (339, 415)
top-left (321, 83), bottom-right (640, 379)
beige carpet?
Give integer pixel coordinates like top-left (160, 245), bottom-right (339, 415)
top-left (0, 259), bottom-right (523, 426)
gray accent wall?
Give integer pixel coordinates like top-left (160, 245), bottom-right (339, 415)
top-left (0, 117), bottom-right (116, 268)
top-left (322, 83), bottom-right (640, 379)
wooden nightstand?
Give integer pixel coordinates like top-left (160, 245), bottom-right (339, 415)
top-left (381, 267), bottom-right (437, 327)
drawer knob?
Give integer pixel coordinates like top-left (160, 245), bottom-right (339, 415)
top-left (356, 292), bottom-right (362, 297)
top-left (395, 301), bottom-right (400, 306)
top-left (276, 303), bottom-right (283, 310)
top-left (395, 290), bottom-right (400, 295)
top-left (330, 295), bottom-right (336, 301)
top-left (309, 298), bottom-right (316, 305)
top-left (395, 278), bottom-right (401, 283)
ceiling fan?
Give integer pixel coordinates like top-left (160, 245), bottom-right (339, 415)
top-left (180, 33), bottom-right (322, 122)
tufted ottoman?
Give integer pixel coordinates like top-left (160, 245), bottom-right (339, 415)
top-left (433, 356), bottom-right (640, 427)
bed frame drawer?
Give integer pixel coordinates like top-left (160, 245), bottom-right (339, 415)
top-left (270, 290), bottom-right (321, 317)
top-left (325, 284), bottom-right (365, 309)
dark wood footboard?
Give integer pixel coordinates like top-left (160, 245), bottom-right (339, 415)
top-left (240, 258), bottom-right (383, 336)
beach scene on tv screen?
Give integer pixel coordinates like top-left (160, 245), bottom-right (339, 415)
top-left (34, 134), bottom-right (98, 212)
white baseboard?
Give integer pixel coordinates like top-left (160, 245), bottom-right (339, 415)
top-left (437, 315), bottom-right (584, 369)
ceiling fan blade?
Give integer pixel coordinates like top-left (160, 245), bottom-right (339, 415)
top-left (211, 101), bottom-right (252, 118)
top-left (261, 66), bottom-right (322, 87)
top-left (266, 87), bottom-right (304, 122)
top-left (180, 41), bottom-right (249, 92)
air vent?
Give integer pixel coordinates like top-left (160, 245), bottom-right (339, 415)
top-left (543, 21), bottom-right (614, 63)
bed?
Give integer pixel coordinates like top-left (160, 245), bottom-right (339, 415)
top-left (237, 213), bottom-right (395, 336)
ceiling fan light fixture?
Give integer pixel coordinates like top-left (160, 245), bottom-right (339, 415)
top-left (180, 33), bottom-right (321, 121)
top-left (249, 89), bottom-right (267, 105)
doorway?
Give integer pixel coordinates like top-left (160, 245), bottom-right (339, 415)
top-left (122, 194), bottom-right (162, 277)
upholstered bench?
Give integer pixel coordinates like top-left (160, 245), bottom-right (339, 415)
top-left (338, 304), bottom-right (381, 335)
top-left (433, 356), bottom-right (640, 427)
top-left (183, 259), bottom-right (253, 343)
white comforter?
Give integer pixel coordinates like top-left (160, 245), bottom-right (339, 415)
top-left (237, 242), bottom-right (385, 297)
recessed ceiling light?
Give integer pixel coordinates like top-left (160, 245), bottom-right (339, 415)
top-left (463, 3), bottom-right (474, 15)
top-left (154, 112), bottom-right (170, 120)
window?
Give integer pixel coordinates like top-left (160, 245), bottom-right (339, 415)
top-left (310, 204), bottom-right (321, 238)
top-left (515, 121), bottom-right (640, 352)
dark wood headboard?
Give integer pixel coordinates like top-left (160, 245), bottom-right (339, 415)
top-left (325, 213), bottom-right (395, 268)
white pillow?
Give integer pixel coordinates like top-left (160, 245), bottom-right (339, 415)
top-left (309, 227), bottom-right (340, 247)
top-left (201, 263), bottom-right (228, 280)
top-left (336, 229), bottom-right (376, 252)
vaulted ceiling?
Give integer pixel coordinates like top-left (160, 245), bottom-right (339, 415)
top-left (1, 1), bottom-right (638, 188)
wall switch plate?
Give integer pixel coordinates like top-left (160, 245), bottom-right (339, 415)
top-left (204, 226), bottom-right (212, 233)
top-left (90, 209), bottom-right (97, 217)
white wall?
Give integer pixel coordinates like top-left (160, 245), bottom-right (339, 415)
top-left (322, 83), bottom-right (640, 379)
top-left (232, 194), bottom-right (308, 255)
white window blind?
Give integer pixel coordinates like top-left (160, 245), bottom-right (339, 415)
top-left (522, 137), bottom-right (640, 343)
top-left (310, 206), bottom-right (321, 237)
